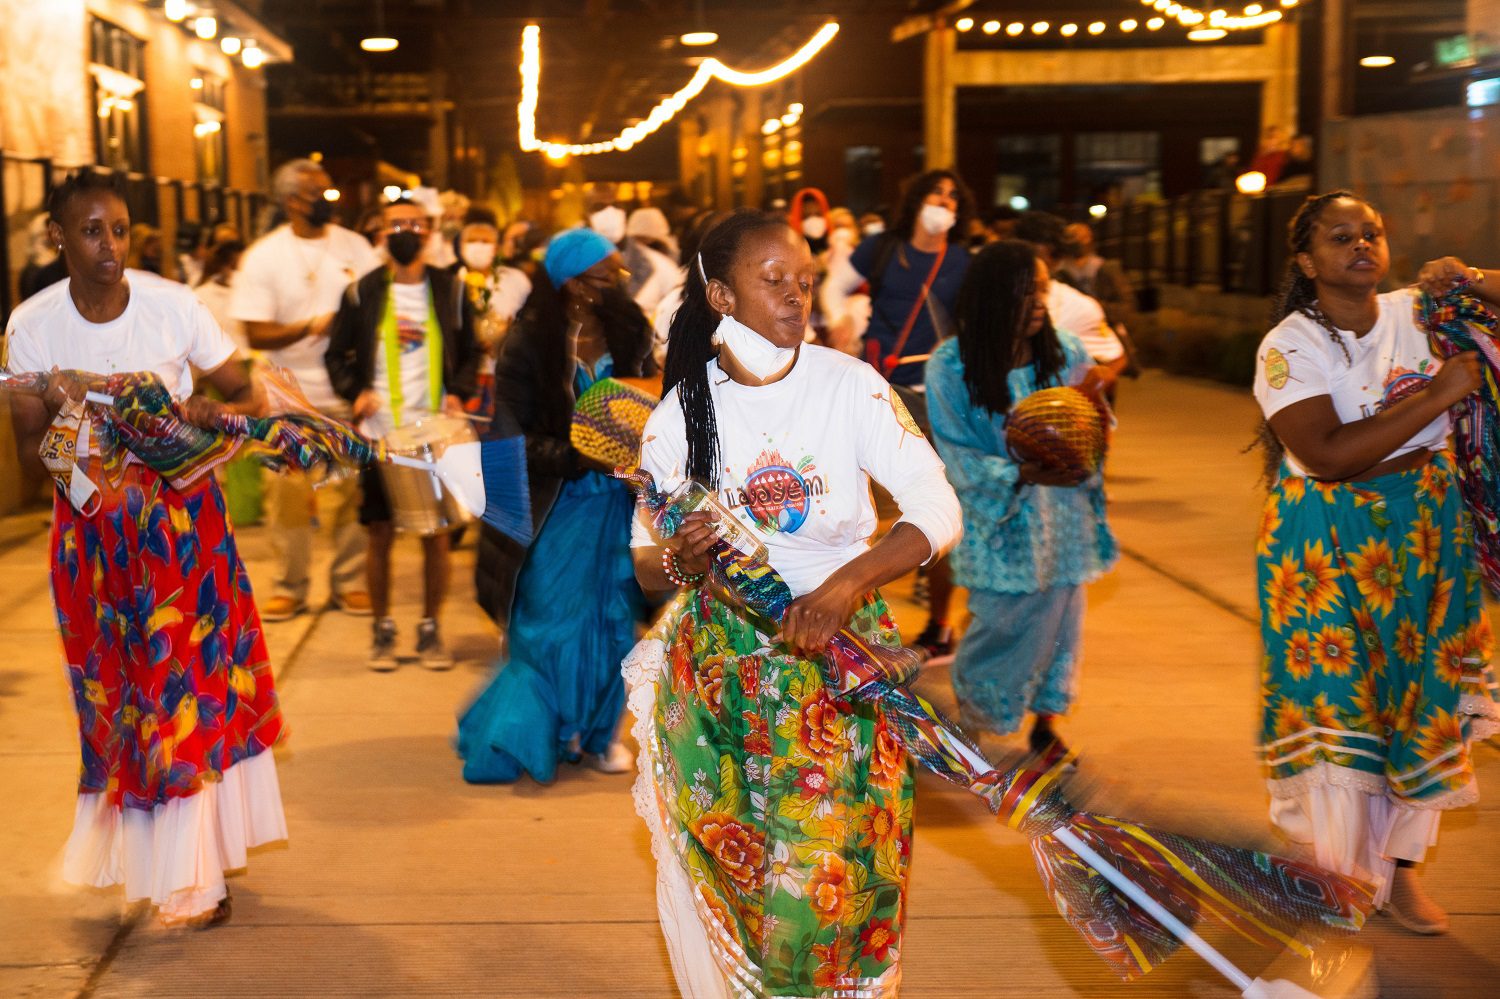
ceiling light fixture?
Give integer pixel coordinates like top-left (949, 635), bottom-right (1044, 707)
top-left (241, 42), bottom-right (265, 68)
top-left (1359, 54), bottom-right (1395, 68)
top-left (361, 0), bottom-right (399, 53)
top-left (220, 36), bottom-right (241, 55)
top-left (518, 21), bottom-right (840, 157)
top-left (164, 0), bottom-right (190, 22)
top-left (194, 15), bottom-right (217, 40)
top-left (680, 0), bottom-right (717, 46)
top-left (1188, 27), bottom-right (1228, 40)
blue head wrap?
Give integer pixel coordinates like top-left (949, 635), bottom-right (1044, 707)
top-left (543, 227), bottom-right (616, 287)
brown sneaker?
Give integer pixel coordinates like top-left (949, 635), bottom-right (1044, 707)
top-left (332, 591), bottom-right (373, 616)
top-left (1385, 866), bottom-right (1449, 935)
top-left (261, 595), bottom-right (307, 622)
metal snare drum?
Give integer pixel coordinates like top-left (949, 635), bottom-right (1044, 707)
top-left (377, 414), bottom-right (478, 535)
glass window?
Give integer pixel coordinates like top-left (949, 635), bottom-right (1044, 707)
top-left (843, 146), bottom-right (882, 216)
top-left (995, 134), bottom-right (1061, 211)
top-left (193, 75), bottom-right (228, 186)
top-left (90, 17), bottom-right (147, 174)
top-left (1075, 131), bottom-right (1160, 204)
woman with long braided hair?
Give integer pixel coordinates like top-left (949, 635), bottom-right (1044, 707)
top-left (1252, 189), bottom-right (1500, 933)
top-left (626, 209), bottom-right (960, 995)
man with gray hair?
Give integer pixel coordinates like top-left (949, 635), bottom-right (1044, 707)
top-left (229, 158), bottom-right (381, 620)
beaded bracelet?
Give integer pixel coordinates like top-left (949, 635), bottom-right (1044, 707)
top-left (662, 550), bottom-right (704, 587)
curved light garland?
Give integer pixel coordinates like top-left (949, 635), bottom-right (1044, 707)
top-left (519, 21), bottom-right (839, 158)
top-left (950, 1), bottom-right (1299, 41)
top-left (1137, 0), bottom-right (1294, 31)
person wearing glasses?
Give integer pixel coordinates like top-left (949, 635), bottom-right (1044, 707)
top-left (325, 197), bottom-right (479, 671)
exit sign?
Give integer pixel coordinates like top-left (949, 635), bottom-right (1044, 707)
top-left (1436, 34), bottom-right (1474, 67)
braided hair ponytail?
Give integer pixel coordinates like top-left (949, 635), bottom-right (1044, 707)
top-left (1252, 189), bottom-right (1377, 483)
top-left (662, 209), bottom-right (786, 487)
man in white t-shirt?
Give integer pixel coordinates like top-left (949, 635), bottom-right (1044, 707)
top-left (325, 197), bottom-right (478, 672)
top-left (229, 158), bottom-right (381, 621)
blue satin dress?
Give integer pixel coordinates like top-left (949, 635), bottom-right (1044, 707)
top-left (457, 356), bottom-right (643, 782)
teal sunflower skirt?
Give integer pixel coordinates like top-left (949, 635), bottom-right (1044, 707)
top-left (1257, 451), bottom-right (1500, 807)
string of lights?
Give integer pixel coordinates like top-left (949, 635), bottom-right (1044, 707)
top-left (950, 1), bottom-right (1302, 42)
top-left (518, 22), bottom-right (840, 159)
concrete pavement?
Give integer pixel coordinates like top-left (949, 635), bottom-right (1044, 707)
top-left (2, 370), bottom-right (1498, 997)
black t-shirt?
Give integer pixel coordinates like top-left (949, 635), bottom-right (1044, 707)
top-left (849, 234), bottom-right (969, 386)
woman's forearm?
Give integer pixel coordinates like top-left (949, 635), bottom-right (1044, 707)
top-left (826, 522), bottom-right (932, 598)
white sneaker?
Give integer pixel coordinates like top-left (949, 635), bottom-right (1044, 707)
top-left (415, 617), bottom-right (454, 671)
top-left (368, 618), bottom-right (398, 672)
top-left (587, 741), bottom-right (635, 774)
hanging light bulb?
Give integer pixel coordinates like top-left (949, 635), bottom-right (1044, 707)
top-left (361, 0), bottom-right (399, 52)
top-left (194, 15), bottom-right (217, 40)
top-left (241, 43), bottom-right (265, 68)
top-left (680, 0), bottom-right (717, 46)
top-left (220, 36), bottom-right (241, 55)
top-left (164, 0), bottom-right (190, 22)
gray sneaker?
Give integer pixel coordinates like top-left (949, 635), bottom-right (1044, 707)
top-left (416, 617), bottom-right (454, 671)
top-left (368, 617), bottom-right (398, 672)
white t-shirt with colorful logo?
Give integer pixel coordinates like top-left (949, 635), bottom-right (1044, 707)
top-left (364, 281), bottom-right (437, 439)
top-left (1252, 288), bottom-right (1449, 477)
top-left (632, 343), bottom-right (962, 597)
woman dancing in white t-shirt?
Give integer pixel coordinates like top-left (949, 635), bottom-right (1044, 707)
top-left (1251, 189), bottom-right (1500, 934)
top-left (4, 171), bottom-right (285, 928)
top-left (626, 210), bottom-right (960, 995)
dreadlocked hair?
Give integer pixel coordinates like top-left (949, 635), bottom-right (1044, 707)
top-left (662, 208), bottom-right (788, 487)
top-left (953, 240), bottom-right (1065, 414)
top-left (1251, 188), bottom-right (1377, 485)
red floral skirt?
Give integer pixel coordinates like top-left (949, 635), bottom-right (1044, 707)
top-left (49, 464), bottom-right (285, 810)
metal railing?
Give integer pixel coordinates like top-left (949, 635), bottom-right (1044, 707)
top-left (1094, 183), bottom-right (1313, 301)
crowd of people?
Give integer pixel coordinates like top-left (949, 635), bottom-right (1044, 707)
top-left (4, 157), bottom-right (1499, 995)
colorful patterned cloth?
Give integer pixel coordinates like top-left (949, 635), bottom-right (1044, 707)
top-left (1416, 283), bottom-right (1500, 592)
top-left (1, 368), bottom-right (385, 507)
top-left (642, 590), bottom-right (914, 994)
top-left (1257, 451), bottom-right (1500, 806)
top-left (629, 470), bottom-right (1376, 986)
top-left (50, 463), bottom-right (284, 809)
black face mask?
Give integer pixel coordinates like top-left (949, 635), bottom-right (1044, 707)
top-left (307, 196), bottom-right (335, 228)
top-left (386, 231), bottom-right (424, 266)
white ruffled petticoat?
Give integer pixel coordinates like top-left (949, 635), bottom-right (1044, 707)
top-left (61, 750), bottom-right (287, 923)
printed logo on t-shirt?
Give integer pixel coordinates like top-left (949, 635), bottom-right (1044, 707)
top-left (878, 389), bottom-right (924, 441)
top-left (721, 448), bottom-right (827, 534)
top-left (1264, 348), bottom-right (1291, 390)
top-left (396, 315), bottom-right (426, 353)
top-left (1376, 360), bottom-right (1437, 412)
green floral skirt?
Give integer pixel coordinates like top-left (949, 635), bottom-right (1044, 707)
top-left (626, 589), bottom-right (916, 997)
top-left (1257, 451), bottom-right (1500, 806)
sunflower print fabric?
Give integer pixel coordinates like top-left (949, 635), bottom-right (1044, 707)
top-left (49, 464), bottom-right (284, 809)
top-left (645, 588), bottom-right (915, 997)
top-left (1257, 451), bottom-right (1500, 806)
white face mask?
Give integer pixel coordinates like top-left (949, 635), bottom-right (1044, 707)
top-left (862, 221), bottom-right (885, 237)
top-left (714, 313), bottom-right (798, 382)
top-left (918, 203), bottom-right (956, 235)
top-left (460, 241), bottom-right (497, 271)
top-left (800, 215), bottom-right (828, 240)
top-left (588, 205), bottom-right (627, 244)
